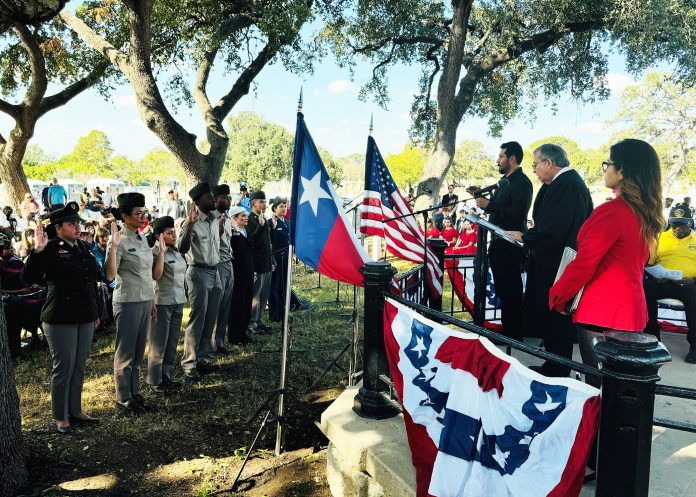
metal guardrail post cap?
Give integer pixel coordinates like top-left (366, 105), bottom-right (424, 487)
top-left (360, 261), bottom-right (397, 279)
top-left (594, 331), bottom-right (672, 379)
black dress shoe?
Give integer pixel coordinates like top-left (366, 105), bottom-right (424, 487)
top-left (132, 394), bottom-right (151, 411)
top-left (231, 336), bottom-right (253, 345)
top-left (184, 371), bottom-right (202, 382)
top-left (69, 414), bottom-right (100, 424)
top-left (216, 346), bottom-right (231, 356)
top-left (257, 323), bottom-right (274, 333)
top-left (686, 348), bottom-right (696, 364)
top-left (150, 383), bottom-right (169, 394)
top-left (197, 362), bottom-right (218, 374)
top-left (162, 377), bottom-right (182, 389)
top-left (55, 423), bottom-right (72, 434)
top-left (116, 399), bottom-right (145, 415)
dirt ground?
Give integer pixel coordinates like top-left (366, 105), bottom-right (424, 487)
top-left (12, 267), bottom-right (365, 497)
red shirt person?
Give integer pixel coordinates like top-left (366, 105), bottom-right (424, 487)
top-left (549, 139), bottom-right (665, 381)
top-left (426, 220), bottom-right (440, 239)
top-left (454, 220), bottom-right (477, 255)
top-left (440, 218), bottom-right (459, 247)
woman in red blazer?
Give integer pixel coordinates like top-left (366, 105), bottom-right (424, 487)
top-left (549, 139), bottom-right (664, 382)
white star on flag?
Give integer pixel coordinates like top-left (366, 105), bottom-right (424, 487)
top-left (492, 444), bottom-right (510, 469)
top-left (534, 392), bottom-right (562, 414)
top-left (412, 336), bottom-right (427, 357)
top-left (299, 171), bottom-right (332, 215)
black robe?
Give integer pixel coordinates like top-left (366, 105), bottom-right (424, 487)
top-left (521, 170), bottom-right (593, 374)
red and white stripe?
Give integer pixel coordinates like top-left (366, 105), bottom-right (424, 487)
top-left (361, 190), bottom-right (443, 298)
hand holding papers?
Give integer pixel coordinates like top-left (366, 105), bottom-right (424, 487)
top-left (463, 212), bottom-right (523, 247)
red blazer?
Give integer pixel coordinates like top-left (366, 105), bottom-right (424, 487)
top-left (549, 197), bottom-right (648, 331)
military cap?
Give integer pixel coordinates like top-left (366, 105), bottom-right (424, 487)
top-left (229, 206), bottom-right (247, 218)
top-left (249, 190), bottom-right (266, 202)
top-left (117, 192), bottom-right (146, 210)
top-left (669, 204), bottom-right (692, 224)
top-left (212, 184), bottom-right (231, 196)
top-left (189, 182), bottom-right (212, 202)
top-left (49, 201), bottom-right (82, 225)
top-left (151, 216), bottom-right (175, 234)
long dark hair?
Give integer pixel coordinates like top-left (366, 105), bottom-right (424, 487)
top-left (610, 139), bottom-right (664, 254)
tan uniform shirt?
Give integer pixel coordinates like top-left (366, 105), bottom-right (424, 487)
top-left (213, 210), bottom-right (233, 264)
top-left (177, 209), bottom-right (220, 266)
top-left (109, 228), bottom-right (155, 303)
top-left (152, 243), bottom-right (187, 305)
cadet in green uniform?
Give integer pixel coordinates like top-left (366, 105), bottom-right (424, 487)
top-left (23, 202), bottom-right (100, 434)
top-left (149, 216), bottom-right (186, 392)
top-left (105, 193), bottom-right (156, 415)
top-left (178, 183), bottom-right (221, 381)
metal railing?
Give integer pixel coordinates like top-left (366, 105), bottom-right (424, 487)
top-left (354, 259), bottom-right (696, 497)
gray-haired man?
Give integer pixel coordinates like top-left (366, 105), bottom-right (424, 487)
top-left (506, 143), bottom-right (593, 377)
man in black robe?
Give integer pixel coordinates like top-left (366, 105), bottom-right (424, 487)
top-left (506, 143), bottom-right (593, 377)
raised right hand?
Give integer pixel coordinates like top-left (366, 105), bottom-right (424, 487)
top-left (34, 222), bottom-right (48, 251)
top-left (187, 203), bottom-right (199, 223)
top-left (110, 221), bottom-right (121, 247)
top-left (158, 234), bottom-right (168, 253)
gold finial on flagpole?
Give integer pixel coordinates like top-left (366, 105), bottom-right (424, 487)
top-left (298, 87), bottom-right (303, 113)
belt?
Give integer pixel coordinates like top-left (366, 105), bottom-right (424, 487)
top-left (192, 263), bottom-right (216, 270)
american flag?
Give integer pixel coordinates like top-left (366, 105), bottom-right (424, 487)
top-left (361, 136), bottom-right (443, 298)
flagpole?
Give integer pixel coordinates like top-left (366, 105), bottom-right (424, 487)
top-left (350, 113), bottom-right (372, 386)
top-left (275, 88), bottom-right (303, 455)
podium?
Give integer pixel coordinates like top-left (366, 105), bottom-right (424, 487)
top-left (464, 212), bottom-right (522, 326)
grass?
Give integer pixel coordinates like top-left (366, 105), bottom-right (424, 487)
top-left (14, 263), bottom-right (367, 496)
top-left (13, 254), bottom-right (461, 496)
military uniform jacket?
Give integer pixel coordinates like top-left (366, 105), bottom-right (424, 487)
top-left (247, 212), bottom-right (274, 273)
top-left (23, 238), bottom-right (99, 324)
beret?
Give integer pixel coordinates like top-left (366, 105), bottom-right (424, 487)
top-left (189, 182), bottom-right (212, 202)
top-left (212, 184), bottom-right (231, 196)
top-left (249, 190), bottom-right (266, 202)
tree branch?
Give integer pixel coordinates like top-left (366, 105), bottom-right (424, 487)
top-left (59, 8), bottom-right (128, 71)
top-left (13, 23), bottom-right (47, 110)
top-left (194, 15), bottom-right (254, 129)
top-left (212, 39), bottom-right (281, 121)
top-left (0, 98), bottom-right (20, 120)
top-left (351, 35), bottom-right (444, 54)
top-left (37, 61), bottom-right (111, 118)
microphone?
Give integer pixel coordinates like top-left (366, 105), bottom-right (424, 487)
top-left (472, 178), bottom-right (509, 198)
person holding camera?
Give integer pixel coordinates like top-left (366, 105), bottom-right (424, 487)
top-left (231, 183), bottom-right (251, 214)
top-left (22, 202), bottom-right (100, 433)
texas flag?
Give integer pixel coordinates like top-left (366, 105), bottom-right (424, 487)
top-left (384, 298), bottom-right (600, 497)
top-left (289, 112), bottom-right (371, 286)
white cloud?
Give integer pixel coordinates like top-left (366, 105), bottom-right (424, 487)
top-left (327, 80), bottom-right (355, 94)
top-left (112, 93), bottom-right (136, 108)
top-left (577, 121), bottom-right (608, 135)
top-left (312, 88), bottom-right (321, 96)
top-left (604, 73), bottom-right (636, 92)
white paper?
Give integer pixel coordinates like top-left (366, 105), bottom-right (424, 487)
top-left (645, 264), bottom-right (683, 281)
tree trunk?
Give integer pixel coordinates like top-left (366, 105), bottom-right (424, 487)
top-left (0, 0), bottom-right (68, 33)
top-left (414, 0), bottom-right (473, 211)
top-left (0, 283), bottom-right (27, 496)
top-left (414, 113), bottom-right (459, 212)
top-left (0, 127), bottom-right (32, 209)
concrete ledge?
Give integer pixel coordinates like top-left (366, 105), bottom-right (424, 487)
top-left (320, 386), bottom-right (416, 497)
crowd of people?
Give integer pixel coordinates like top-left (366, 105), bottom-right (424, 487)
top-left (1, 141), bottom-right (695, 445)
top-left (1, 182), bottom-right (296, 433)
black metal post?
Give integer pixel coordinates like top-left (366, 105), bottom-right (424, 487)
top-left (353, 261), bottom-right (400, 419)
top-left (472, 226), bottom-right (489, 326)
top-left (593, 331), bottom-right (671, 497)
top-left (426, 238), bottom-right (448, 314)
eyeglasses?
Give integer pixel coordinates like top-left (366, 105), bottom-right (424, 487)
top-left (532, 159), bottom-right (549, 169)
top-left (601, 161), bottom-right (621, 172)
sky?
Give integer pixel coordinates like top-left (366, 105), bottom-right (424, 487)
top-left (0, 42), bottom-right (646, 163)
